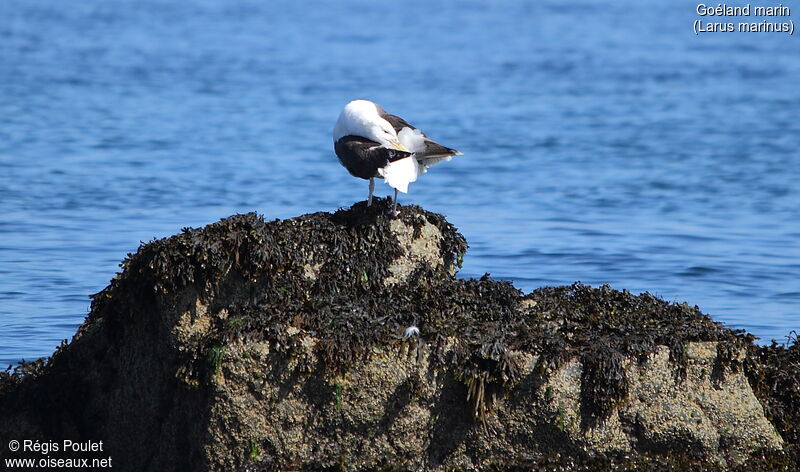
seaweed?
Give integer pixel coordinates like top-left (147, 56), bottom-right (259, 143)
top-left (0, 339), bottom-right (69, 397)
top-left (76, 199), bottom-right (762, 425)
top-left (4, 198), bottom-right (797, 471)
top-left (745, 332), bottom-right (800, 465)
top-left (0, 357), bottom-right (49, 397)
top-left (452, 338), bottom-right (523, 421)
top-left (579, 339), bottom-right (628, 427)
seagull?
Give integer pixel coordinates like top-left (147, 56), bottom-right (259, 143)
top-left (333, 99), bottom-right (462, 215)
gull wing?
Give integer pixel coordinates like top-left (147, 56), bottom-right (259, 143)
top-left (380, 112), bottom-right (462, 162)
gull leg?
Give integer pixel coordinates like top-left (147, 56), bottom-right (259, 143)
top-left (391, 188), bottom-right (400, 217)
top-left (368, 177), bottom-right (375, 206)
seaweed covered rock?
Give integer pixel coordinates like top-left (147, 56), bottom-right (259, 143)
top-left (0, 199), bottom-right (795, 471)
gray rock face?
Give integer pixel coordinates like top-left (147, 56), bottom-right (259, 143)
top-left (197, 338), bottom-right (781, 471)
top-left (0, 202), bottom-right (791, 471)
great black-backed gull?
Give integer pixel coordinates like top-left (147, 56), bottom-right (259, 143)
top-left (333, 99), bottom-right (462, 215)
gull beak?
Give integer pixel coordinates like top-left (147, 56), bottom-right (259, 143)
top-left (390, 139), bottom-right (411, 153)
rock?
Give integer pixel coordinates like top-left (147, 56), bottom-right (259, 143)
top-left (0, 198), bottom-right (797, 471)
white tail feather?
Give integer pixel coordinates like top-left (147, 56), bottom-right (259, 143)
top-left (379, 157), bottom-right (420, 193)
top-left (419, 155), bottom-right (453, 169)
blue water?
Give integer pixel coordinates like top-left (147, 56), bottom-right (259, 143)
top-left (1, 0), bottom-right (798, 366)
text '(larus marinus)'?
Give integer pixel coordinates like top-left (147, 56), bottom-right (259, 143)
top-left (333, 99), bottom-right (462, 215)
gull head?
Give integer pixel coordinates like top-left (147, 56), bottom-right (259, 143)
top-left (334, 100), bottom-right (410, 152)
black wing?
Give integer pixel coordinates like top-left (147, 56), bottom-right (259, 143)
top-left (334, 135), bottom-right (412, 180)
top-left (381, 112), bottom-right (415, 134)
top-left (381, 112), bottom-right (461, 159)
